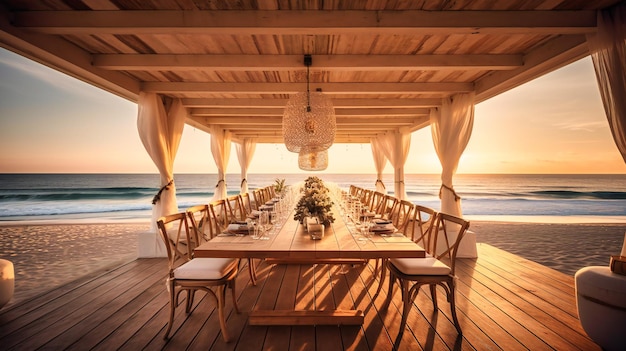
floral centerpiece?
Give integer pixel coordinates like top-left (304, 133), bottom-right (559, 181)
top-left (293, 176), bottom-right (335, 226)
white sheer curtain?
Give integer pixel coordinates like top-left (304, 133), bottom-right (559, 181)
top-left (377, 130), bottom-right (410, 200)
top-left (430, 92), bottom-right (475, 217)
top-left (236, 138), bottom-right (256, 193)
top-left (370, 137), bottom-right (388, 193)
top-left (210, 125), bottom-right (232, 201)
top-left (587, 3), bottom-right (626, 163)
top-left (137, 93), bottom-right (186, 230)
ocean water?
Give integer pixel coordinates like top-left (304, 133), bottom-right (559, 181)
top-left (1, 173), bottom-right (626, 222)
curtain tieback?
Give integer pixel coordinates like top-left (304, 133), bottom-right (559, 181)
top-left (439, 184), bottom-right (461, 202)
top-left (215, 179), bottom-right (225, 188)
top-left (375, 179), bottom-right (386, 190)
top-left (152, 179), bottom-right (174, 205)
top-left (240, 178), bottom-right (247, 188)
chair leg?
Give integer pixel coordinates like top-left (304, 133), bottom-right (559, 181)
top-left (185, 289), bottom-right (195, 313)
top-left (164, 279), bottom-right (176, 339)
top-left (248, 258), bottom-right (257, 286)
top-left (394, 280), bottom-right (411, 347)
top-left (448, 282), bottom-right (463, 334)
top-left (374, 258), bottom-right (387, 298)
top-left (385, 268), bottom-right (396, 303)
top-left (217, 285), bottom-right (231, 342)
top-left (230, 279), bottom-right (240, 314)
top-left (429, 284), bottom-right (438, 310)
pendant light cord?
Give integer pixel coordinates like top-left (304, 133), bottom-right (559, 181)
top-left (305, 54), bottom-right (312, 112)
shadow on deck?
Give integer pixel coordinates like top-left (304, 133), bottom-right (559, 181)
top-left (0, 244), bottom-right (598, 350)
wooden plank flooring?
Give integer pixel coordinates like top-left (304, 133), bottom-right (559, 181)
top-left (0, 244), bottom-right (599, 350)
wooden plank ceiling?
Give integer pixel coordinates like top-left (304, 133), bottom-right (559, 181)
top-left (0, 0), bottom-right (621, 144)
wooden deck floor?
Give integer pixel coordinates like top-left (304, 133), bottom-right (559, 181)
top-left (0, 244), bottom-right (598, 351)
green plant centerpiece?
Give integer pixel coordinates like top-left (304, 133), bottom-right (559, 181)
top-left (293, 176), bottom-right (335, 226)
top-left (273, 178), bottom-right (287, 196)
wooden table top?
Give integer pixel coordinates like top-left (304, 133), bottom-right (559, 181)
top-left (194, 209), bottom-right (426, 260)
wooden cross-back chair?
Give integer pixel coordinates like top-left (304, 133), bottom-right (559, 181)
top-left (373, 200), bottom-right (416, 297)
top-left (209, 199), bottom-right (230, 234)
top-left (377, 194), bottom-right (398, 219)
top-left (386, 212), bottom-right (470, 348)
top-left (187, 203), bottom-right (258, 286)
top-left (226, 194), bottom-right (246, 222)
top-left (359, 189), bottom-right (373, 209)
top-left (240, 192), bottom-right (253, 217)
top-left (186, 204), bottom-right (215, 243)
top-left (349, 185), bottom-right (358, 197)
top-left (156, 212), bottom-right (239, 342)
top-left (252, 188), bottom-right (265, 210)
top-left (412, 205), bottom-right (438, 251)
top-left (389, 199), bottom-right (415, 234)
top-left (369, 191), bottom-right (386, 215)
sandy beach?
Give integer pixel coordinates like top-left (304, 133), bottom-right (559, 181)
top-left (1, 220), bottom-right (625, 309)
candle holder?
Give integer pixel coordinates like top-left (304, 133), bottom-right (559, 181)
top-left (309, 223), bottom-right (325, 240)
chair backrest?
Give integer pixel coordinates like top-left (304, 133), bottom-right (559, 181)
top-left (431, 212), bottom-right (470, 275)
top-left (226, 194), bottom-right (245, 222)
top-left (352, 186), bottom-right (364, 202)
top-left (252, 188), bottom-right (264, 210)
top-left (360, 189), bottom-right (373, 209)
top-left (186, 204), bottom-right (215, 243)
top-left (390, 199), bottom-right (415, 234)
top-left (156, 213), bottom-right (194, 273)
top-left (379, 194), bottom-right (397, 219)
top-left (349, 185), bottom-right (358, 196)
top-left (412, 205), bottom-right (437, 252)
top-left (369, 191), bottom-right (386, 214)
top-left (209, 199), bottom-right (230, 234)
top-left (240, 192), bottom-right (253, 216)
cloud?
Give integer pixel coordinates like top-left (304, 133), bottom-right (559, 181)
top-left (552, 120), bottom-right (607, 132)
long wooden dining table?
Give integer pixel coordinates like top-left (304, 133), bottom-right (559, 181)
top-left (194, 207), bottom-right (425, 326)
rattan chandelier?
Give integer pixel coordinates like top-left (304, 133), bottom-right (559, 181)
top-left (282, 55), bottom-right (336, 154)
top-left (298, 146), bottom-right (329, 171)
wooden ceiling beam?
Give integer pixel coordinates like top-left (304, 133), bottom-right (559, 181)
top-left (143, 82), bottom-right (473, 94)
top-left (181, 98), bottom-right (442, 108)
top-left (228, 136), bottom-right (374, 144)
top-left (189, 108), bottom-right (429, 117)
top-left (13, 10), bottom-right (596, 35)
top-left (93, 54), bottom-right (522, 71)
top-left (192, 116), bottom-right (419, 125)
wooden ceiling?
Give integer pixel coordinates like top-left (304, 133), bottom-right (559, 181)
top-left (0, 0), bottom-right (622, 144)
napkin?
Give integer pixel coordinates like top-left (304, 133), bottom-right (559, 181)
top-left (226, 223), bottom-right (249, 234)
top-left (371, 219), bottom-right (394, 233)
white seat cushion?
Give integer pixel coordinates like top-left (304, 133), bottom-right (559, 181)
top-left (174, 258), bottom-right (237, 280)
top-left (390, 257), bottom-right (451, 276)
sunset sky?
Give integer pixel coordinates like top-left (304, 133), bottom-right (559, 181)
top-left (1, 47), bottom-right (624, 175)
